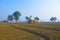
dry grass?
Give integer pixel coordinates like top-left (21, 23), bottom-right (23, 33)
top-left (0, 23), bottom-right (42, 40)
top-left (13, 23), bottom-right (60, 40)
top-left (0, 23), bottom-right (60, 40)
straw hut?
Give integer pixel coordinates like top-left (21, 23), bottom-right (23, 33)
top-left (33, 19), bottom-right (39, 23)
top-left (28, 19), bottom-right (33, 23)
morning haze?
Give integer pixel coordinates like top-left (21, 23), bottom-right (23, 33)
top-left (0, 0), bottom-right (60, 22)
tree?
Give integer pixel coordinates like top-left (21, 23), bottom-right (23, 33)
top-left (2, 20), bottom-right (8, 23)
top-left (25, 16), bottom-right (30, 23)
top-left (34, 17), bottom-right (39, 20)
top-left (13, 11), bottom-right (21, 23)
top-left (7, 15), bottom-right (13, 22)
top-left (50, 17), bottom-right (57, 22)
top-left (25, 16), bottom-right (30, 20)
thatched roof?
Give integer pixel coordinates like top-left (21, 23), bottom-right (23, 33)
top-left (28, 19), bottom-right (33, 23)
top-left (28, 19), bottom-right (39, 24)
top-left (33, 19), bottom-right (39, 23)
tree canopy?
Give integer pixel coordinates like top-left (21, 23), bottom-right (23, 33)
top-left (13, 11), bottom-right (21, 22)
top-left (34, 17), bottom-right (39, 20)
top-left (50, 17), bottom-right (57, 22)
top-left (7, 15), bottom-right (13, 22)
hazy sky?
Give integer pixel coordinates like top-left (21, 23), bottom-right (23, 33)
top-left (0, 0), bottom-right (60, 22)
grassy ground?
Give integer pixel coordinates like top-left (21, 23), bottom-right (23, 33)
top-left (12, 22), bottom-right (60, 40)
top-left (0, 22), bottom-right (60, 40)
top-left (0, 23), bottom-right (42, 40)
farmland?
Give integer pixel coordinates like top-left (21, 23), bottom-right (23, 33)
top-left (0, 22), bottom-right (60, 40)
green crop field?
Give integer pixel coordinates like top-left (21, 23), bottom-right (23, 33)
top-left (0, 22), bottom-right (60, 40)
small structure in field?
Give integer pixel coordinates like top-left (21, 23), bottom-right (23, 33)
top-left (28, 19), bottom-right (39, 24)
top-left (26, 16), bottom-right (39, 24)
top-left (33, 19), bottom-right (39, 23)
top-left (28, 19), bottom-right (33, 23)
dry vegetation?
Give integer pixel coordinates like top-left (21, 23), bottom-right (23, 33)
top-left (0, 23), bottom-right (42, 40)
top-left (0, 22), bottom-right (60, 40)
top-left (12, 22), bottom-right (60, 40)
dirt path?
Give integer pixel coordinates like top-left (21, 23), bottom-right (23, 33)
top-left (10, 25), bottom-right (51, 40)
top-left (20, 24), bottom-right (60, 32)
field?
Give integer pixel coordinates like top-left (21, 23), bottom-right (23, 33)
top-left (0, 22), bottom-right (60, 40)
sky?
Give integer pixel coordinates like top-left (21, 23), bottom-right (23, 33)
top-left (0, 0), bottom-right (60, 22)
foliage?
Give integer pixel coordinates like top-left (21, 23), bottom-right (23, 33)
top-left (50, 17), bottom-right (57, 22)
top-left (13, 11), bottom-right (21, 22)
top-left (34, 17), bottom-right (39, 20)
top-left (25, 16), bottom-right (30, 20)
top-left (7, 15), bottom-right (13, 22)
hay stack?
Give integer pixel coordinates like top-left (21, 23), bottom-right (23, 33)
top-left (28, 19), bottom-right (33, 23)
top-left (33, 19), bottom-right (39, 23)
